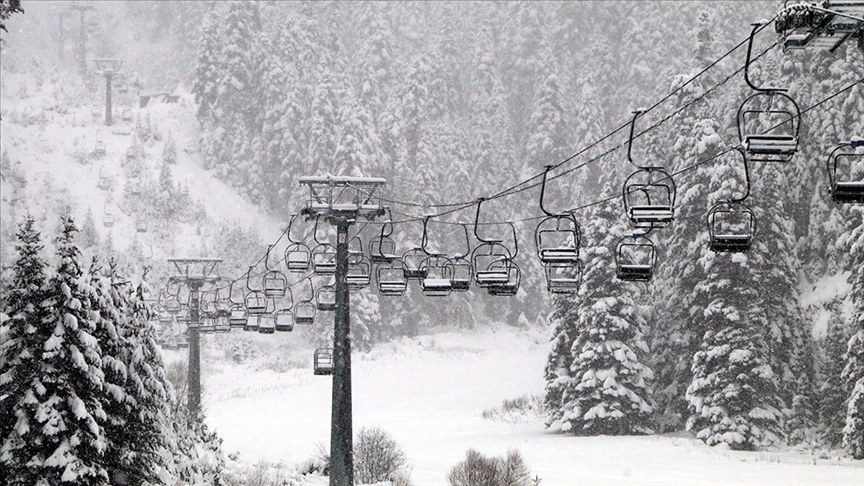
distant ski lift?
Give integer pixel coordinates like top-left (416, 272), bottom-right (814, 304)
top-left (314, 348), bottom-right (334, 376)
top-left (126, 144), bottom-right (138, 161)
top-left (121, 108), bottom-right (133, 122)
top-left (102, 202), bottom-right (115, 228)
top-left (94, 137), bottom-right (106, 157)
top-left (136, 218), bottom-right (148, 233)
top-left (420, 254), bottom-right (453, 297)
top-left (262, 245), bottom-right (288, 298)
top-left (616, 233), bottom-right (657, 282)
top-left (293, 278), bottom-right (316, 325)
top-left (316, 284), bottom-right (337, 311)
top-left (97, 165), bottom-right (110, 190)
top-left (377, 259), bottom-right (408, 296)
top-left (91, 104), bottom-right (101, 119)
top-left (827, 137), bottom-right (864, 204)
top-left (738, 23), bottom-right (801, 163)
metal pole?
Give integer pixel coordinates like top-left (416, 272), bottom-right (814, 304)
top-left (188, 282), bottom-right (202, 416)
top-left (330, 218), bottom-right (353, 486)
top-left (105, 73), bottom-right (113, 126)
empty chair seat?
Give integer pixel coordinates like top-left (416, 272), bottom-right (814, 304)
top-left (617, 264), bottom-right (653, 282)
top-left (745, 135), bottom-right (798, 155)
top-left (832, 182), bottom-right (864, 203)
top-left (710, 234), bottom-right (753, 253)
top-left (628, 206), bottom-right (675, 224)
top-left (314, 349), bottom-right (334, 376)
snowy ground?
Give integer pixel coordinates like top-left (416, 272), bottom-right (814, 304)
top-left (200, 326), bottom-right (864, 486)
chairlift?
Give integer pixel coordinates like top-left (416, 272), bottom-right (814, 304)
top-left (275, 308), bottom-right (294, 332)
top-left (126, 144), bottom-right (138, 161)
top-left (244, 314), bottom-right (260, 332)
top-left (91, 104), bottom-right (101, 119)
top-left (471, 199), bottom-right (517, 288)
top-left (244, 266), bottom-right (269, 315)
top-left (177, 334), bottom-right (189, 349)
top-left (536, 166), bottom-right (582, 264)
top-left (199, 314), bottom-right (216, 334)
top-left (775, 1), bottom-right (864, 52)
top-left (377, 259), bottom-right (408, 296)
top-left (314, 348), bottom-right (334, 376)
top-left (94, 131), bottom-right (106, 156)
top-left (227, 280), bottom-right (248, 329)
top-left (827, 136), bottom-right (864, 203)
top-left (402, 247), bottom-right (428, 280)
top-left (136, 218), bottom-right (148, 233)
top-left (293, 278), bottom-right (316, 325)
top-left (97, 165), bottom-right (110, 191)
top-left (707, 150), bottom-right (757, 253)
top-left (616, 232), bottom-right (657, 282)
top-left (622, 111), bottom-right (676, 228)
top-left (545, 261), bottom-right (583, 294)
top-left (370, 213), bottom-right (398, 263)
top-left (284, 214), bottom-right (312, 272)
top-left (486, 258), bottom-right (522, 296)
top-left (102, 202), bottom-right (115, 228)
top-left (257, 313), bottom-right (276, 334)
top-left (451, 225), bottom-right (473, 292)
top-left (262, 245), bottom-right (288, 298)
top-left (420, 254), bottom-right (454, 297)
top-left (316, 284), bottom-right (337, 311)
top-left (213, 310), bottom-right (231, 333)
top-left (311, 217), bottom-right (337, 274)
top-left (737, 22), bottom-right (801, 163)
top-left (346, 236), bottom-right (372, 289)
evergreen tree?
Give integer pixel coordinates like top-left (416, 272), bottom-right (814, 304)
top-left (819, 315), bottom-right (852, 446)
top-left (1, 215), bottom-right (109, 485)
top-left (548, 184), bottom-right (654, 435)
top-left (843, 216), bottom-right (864, 458)
top-left (0, 215), bottom-right (50, 486)
top-left (192, 8), bottom-right (222, 125)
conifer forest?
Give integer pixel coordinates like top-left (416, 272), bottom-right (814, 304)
top-left (0, 1), bottom-right (863, 485)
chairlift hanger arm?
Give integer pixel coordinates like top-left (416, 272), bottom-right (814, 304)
top-left (627, 110), bottom-right (645, 169)
top-left (745, 22), bottom-right (788, 93)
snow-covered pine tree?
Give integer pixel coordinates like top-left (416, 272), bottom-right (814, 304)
top-left (820, 314), bottom-right (851, 446)
top-left (843, 209), bottom-right (864, 459)
top-left (85, 257), bottom-right (131, 483)
top-left (119, 278), bottom-right (173, 482)
top-left (548, 181), bottom-right (654, 435)
top-left (2, 215), bottom-right (109, 485)
top-left (0, 215), bottom-right (51, 486)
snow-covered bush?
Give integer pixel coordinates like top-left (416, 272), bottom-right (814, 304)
top-left (354, 427), bottom-right (412, 486)
top-left (447, 449), bottom-right (533, 486)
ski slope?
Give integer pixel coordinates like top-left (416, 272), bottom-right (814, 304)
top-left (202, 326), bottom-right (864, 486)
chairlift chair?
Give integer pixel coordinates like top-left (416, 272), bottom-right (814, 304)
top-left (244, 266), bottom-right (269, 315)
top-left (737, 22), bottom-right (801, 163)
top-left (707, 149), bottom-right (757, 253)
top-left (274, 308), bottom-right (294, 332)
top-left (284, 214), bottom-right (312, 272)
top-left (449, 225), bottom-right (474, 292)
top-left (621, 111), bottom-right (676, 227)
top-left (370, 216), bottom-right (398, 263)
top-left (616, 233), bottom-right (657, 282)
top-left (377, 259), bottom-right (408, 296)
top-left (316, 284), bottom-right (337, 311)
top-left (471, 201), bottom-right (519, 289)
top-left (126, 145), bottom-right (137, 161)
top-left (199, 314), bottom-right (216, 334)
top-left (827, 137), bottom-right (864, 203)
top-left (94, 140), bottom-right (106, 157)
top-left (346, 252), bottom-right (372, 289)
top-left (91, 104), bottom-right (101, 119)
top-left (229, 303), bottom-right (247, 329)
top-left (545, 261), bottom-right (583, 294)
top-left (244, 314), bottom-right (260, 332)
top-left (536, 167), bottom-right (583, 264)
top-left (402, 247), bottom-right (428, 280)
top-left (121, 108), bottom-right (133, 122)
top-left (262, 245), bottom-right (288, 298)
top-left (293, 278), bottom-right (316, 325)
top-left (312, 243), bottom-right (337, 275)
top-left (213, 309), bottom-right (231, 333)
top-left (420, 254), bottom-right (454, 297)
top-left (136, 218), bottom-right (148, 233)
top-left (314, 348), bottom-right (334, 376)
top-left (257, 313), bottom-right (276, 334)
top-left (97, 165), bottom-right (110, 191)
top-left (102, 203), bottom-right (115, 228)
top-left (707, 203), bottom-right (757, 253)
top-left (177, 334), bottom-right (189, 349)
top-left (486, 258), bottom-right (522, 296)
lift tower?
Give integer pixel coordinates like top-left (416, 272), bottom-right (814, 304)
top-left (93, 58), bottom-right (124, 126)
top-left (69, 1), bottom-right (95, 74)
top-left (299, 176), bottom-right (386, 486)
top-left (168, 258), bottom-right (222, 415)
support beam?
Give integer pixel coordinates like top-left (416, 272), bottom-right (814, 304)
top-left (330, 218), bottom-right (353, 486)
top-left (188, 283), bottom-right (202, 416)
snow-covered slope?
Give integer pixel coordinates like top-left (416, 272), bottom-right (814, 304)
top-left (1, 72), bottom-right (280, 260)
top-left (202, 325), bottom-right (864, 486)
